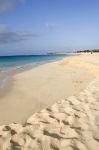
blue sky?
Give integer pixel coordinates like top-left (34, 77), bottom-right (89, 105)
top-left (0, 0), bottom-right (99, 55)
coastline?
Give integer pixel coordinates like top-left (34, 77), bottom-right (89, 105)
top-left (0, 54), bottom-right (74, 94)
top-left (0, 53), bottom-right (99, 149)
top-left (0, 54), bottom-right (76, 97)
top-left (0, 54), bottom-right (96, 125)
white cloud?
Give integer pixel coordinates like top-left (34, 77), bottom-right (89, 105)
top-left (0, 0), bottom-right (26, 13)
top-left (0, 24), bottom-right (38, 44)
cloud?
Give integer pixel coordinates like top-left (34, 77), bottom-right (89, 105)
top-left (46, 22), bottom-right (57, 29)
top-left (0, 0), bottom-right (26, 13)
top-left (0, 24), bottom-right (38, 44)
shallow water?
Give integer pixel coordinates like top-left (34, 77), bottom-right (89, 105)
top-left (0, 54), bottom-right (73, 88)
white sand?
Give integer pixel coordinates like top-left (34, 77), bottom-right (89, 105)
top-left (0, 53), bottom-right (99, 150)
top-left (0, 54), bottom-right (95, 125)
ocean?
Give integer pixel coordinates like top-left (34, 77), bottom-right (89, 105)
top-left (0, 54), bottom-right (73, 89)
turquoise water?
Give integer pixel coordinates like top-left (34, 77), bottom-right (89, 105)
top-left (0, 54), bottom-right (72, 72)
top-left (0, 54), bottom-right (73, 88)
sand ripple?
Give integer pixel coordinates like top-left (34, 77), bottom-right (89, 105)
top-left (0, 76), bottom-right (99, 150)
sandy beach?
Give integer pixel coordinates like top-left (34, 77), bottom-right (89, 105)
top-left (1, 0), bottom-right (99, 148)
top-left (0, 54), bottom-right (95, 125)
top-left (0, 53), bottom-right (99, 149)
top-left (1, 53), bottom-right (99, 149)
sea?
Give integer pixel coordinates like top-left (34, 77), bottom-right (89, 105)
top-left (0, 54), bottom-right (73, 89)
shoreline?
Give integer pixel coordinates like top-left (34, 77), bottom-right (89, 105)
top-left (0, 55), bottom-right (99, 149)
top-left (0, 57), bottom-right (62, 95)
top-left (0, 54), bottom-right (74, 95)
top-left (0, 54), bottom-right (77, 97)
top-left (0, 54), bottom-right (96, 125)
top-left (0, 53), bottom-right (99, 149)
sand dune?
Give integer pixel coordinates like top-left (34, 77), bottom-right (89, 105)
top-left (60, 54), bottom-right (99, 75)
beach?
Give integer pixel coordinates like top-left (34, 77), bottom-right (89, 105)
top-left (0, 53), bottom-right (99, 150)
top-left (0, 54), bottom-right (94, 125)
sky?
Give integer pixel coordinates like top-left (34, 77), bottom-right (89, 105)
top-left (0, 0), bottom-right (99, 55)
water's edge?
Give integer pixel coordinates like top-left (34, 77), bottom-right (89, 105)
top-left (0, 54), bottom-right (77, 95)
